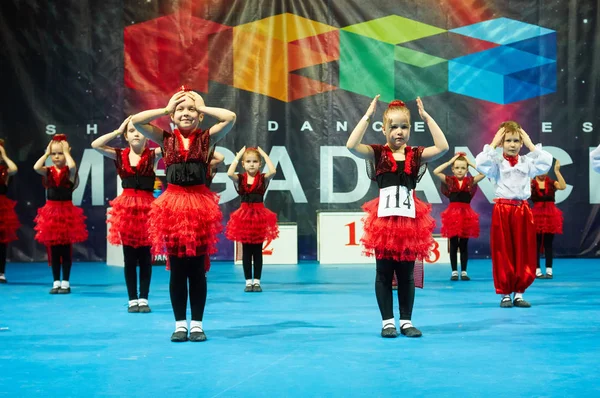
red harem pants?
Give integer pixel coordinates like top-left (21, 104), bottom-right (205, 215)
top-left (491, 199), bottom-right (537, 295)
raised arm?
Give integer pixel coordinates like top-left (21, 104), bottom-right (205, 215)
top-left (33, 142), bottom-right (52, 176)
top-left (346, 95), bottom-right (378, 160)
top-left (432, 153), bottom-right (460, 182)
top-left (553, 160), bottom-right (567, 190)
top-left (464, 156), bottom-right (486, 184)
top-left (227, 146), bottom-right (246, 183)
top-left (0, 146), bottom-right (18, 176)
top-left (591, 144), bottom-right (600, 173)
top-left (91, 117), bottom-right (131, 160)
top-left (520, 129), bottom-right (553, 177)
top-left (131, 92), bottom-right (188, 144)
top-left (475, 128), bottom-right (504, 180)
top-left (417, 97), bottom-right (449, 162)
top-left (188, 92), bottom-right (236, 143)
top-left (62, 141), bottom-right (78, 182)
top-left (257, 146), bottom-right (276, 181)
top-left (210, 151), bottom-right (224, 168)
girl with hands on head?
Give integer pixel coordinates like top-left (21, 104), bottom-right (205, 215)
top-left (530, 159), bottom-right (567, 279)
top-left (33, 134), bottom-right (88, 294)
top-left (347, 95), bottom-right (449, 339)
top-left (130, 85), bottom-right (236, 342)
top-left (226, 146), bottom-right (279, 292)
top-left (92, 116), bottom-right (162, 313)
top-left (0, 139), bottom-right (20, 283)
top-left (433, 152), bottom-right (484, 282)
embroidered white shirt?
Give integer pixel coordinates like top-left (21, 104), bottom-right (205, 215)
top-left (475, 144), bottom-right (553, 200)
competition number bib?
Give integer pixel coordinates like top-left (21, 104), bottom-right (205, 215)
top-left (377, 186), bottom-right (416, 218)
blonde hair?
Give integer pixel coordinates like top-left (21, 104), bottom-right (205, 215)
top-left (383, 100), bottom-right (411, 130)
top-left (452, 156), bottom-right (468, 167)
top-left (242, 148), bottom-right (262, 164)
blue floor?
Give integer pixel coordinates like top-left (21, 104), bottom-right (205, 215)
top-left (1, 259), bottom-right (599, 397)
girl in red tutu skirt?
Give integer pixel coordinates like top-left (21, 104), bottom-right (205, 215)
top-left (347, 95), bottom-right (449, 338)
top-left (0, 139), bottom-right (20, 283)
top-left (434, 152), bottom-right (484, 281)
top-left (33, 135), bottom-right (88, 294)
top-left (531, 159), bottom-right (566, 279)
top-left (132, 87), bottom-right (236, 342)
top-left (226, 146), bottom-right (278, 292)
top-left (92, 116), bottom-right (163, 313)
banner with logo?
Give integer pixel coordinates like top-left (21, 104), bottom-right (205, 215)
top-left (0, 0), bottom-right (598, 262)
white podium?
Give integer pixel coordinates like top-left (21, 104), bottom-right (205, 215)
top-left (234, 223), bottom-right (298, 265)
top-left (317, 211), bottom-right (449, 265)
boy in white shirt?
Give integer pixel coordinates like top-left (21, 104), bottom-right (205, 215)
top-left (476, 121), bottom-right (552, 308)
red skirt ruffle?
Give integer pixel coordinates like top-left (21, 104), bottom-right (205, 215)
top-left (225, 203), bottom-right (279, 244)
top-left (149, 184), bottom-right (222, 258)
top-left (361, 196), bottom-right (436, 262)
top-left (440, 202), bottom-right (480, 238)
top-left (107, 189), bottom-right (154, 248)
top-left (34, 200), bottom-right (88, 245)
top-left (532, 202), bottom-right (563, 234)
top-left (0, 195), bottom-right (20, 243)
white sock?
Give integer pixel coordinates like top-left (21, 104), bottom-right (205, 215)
top-left (382, 318), bottom-right (395, 329)
top-left (53, 281), bottom-right (61, 288)
top-left (501, 294), bottom-right (511, 302)
top-left (175, 320), bottom-right (187, 332)
top-left (253, 279), bottom-right (261, 286)
top-left (138, 298), bottom-right (148, 306)
top-left (246, 279), bottom-right (253, 286)
top-left (128, 299), bottom-right (138, 307)
top-left (0, 274), bottom-right (6, 280)
top-left (190, 320), bottom-right (203, 332)
top-left (61, 281), bottom-right (70, 289)
top-left (451, 271), bottom-right (458, 276)
top-left (400, 320), bottom-right (413, 330)
top-left (514, 293), bottom-right (523, 300)
top-left (536, 268), bottom-right (543, 276)
top-left (546, 268), bottom-right (553, 276)
top-left (461, 271), bottom-right (468, 276)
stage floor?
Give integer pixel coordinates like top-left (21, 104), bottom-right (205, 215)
top-left (1, 259), bottom-right (599, 397)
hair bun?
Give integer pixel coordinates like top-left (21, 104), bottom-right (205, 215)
top-left (388, 100), bottom-right (406, 108)
top-left (52, 134), bottom-right (68, 142)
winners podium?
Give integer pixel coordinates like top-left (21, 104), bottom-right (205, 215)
top-left (316, 211), bottom-right (449, 265)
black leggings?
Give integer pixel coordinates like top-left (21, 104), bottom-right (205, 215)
top-left (169, 256), bottom-right (207, 322)
top-left (536, 233), bottom-right (555, 269)
top-left (50, 244), bottom-right (72, 281)
top-left (123, 245), bottom-right (152, 300)
top-left (449, 237), bottom-right (469, 272)
top-left (375, 258), bottom-right (415, 321)
top-left (242, 243), bottom-right (263, 280)
top-left (0, 243), bottom-right (6, 274)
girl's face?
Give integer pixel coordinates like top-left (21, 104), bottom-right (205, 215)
top-left (124, 122), bottom-right (148, 149)
top-left (50, 142), bottom-right (66, 168)
top-left (451, 160), bottom-right (468, 179)
top-left (242, 153), bottom-right (261, 176)
top-left (383, 111), bottom-right (411, 150)
top-left (172, 96), bottom-right (202, 132)
top-left (503, 131), bottom-right (523, 156)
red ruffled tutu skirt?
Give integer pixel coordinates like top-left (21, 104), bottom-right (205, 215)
top-left (0, 195), bottom-right (20, 243)
top-left (361, 196), bottom-right (436, 262)
top-left (34, 200), bottom-right (88, 245)
top-left (440, 202), bottom-right (480, 238)
top-left (149, 184), bottom-right (222, 258)
top-left (225, 203), bottom-right (279, 244)
top-left (107, 189), bottom-right (154, 247)
top-left (531, 202), bottom-right (563, 234)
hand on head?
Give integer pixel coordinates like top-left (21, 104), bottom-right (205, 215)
top-left (166, 91), bottom-right (188, 114)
